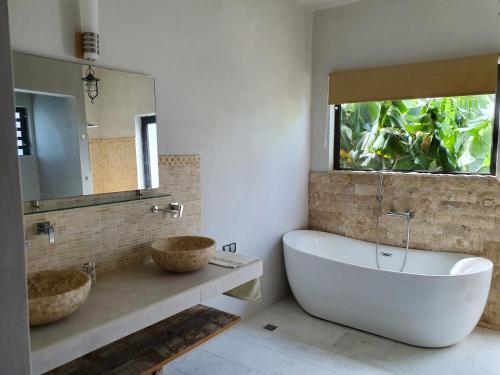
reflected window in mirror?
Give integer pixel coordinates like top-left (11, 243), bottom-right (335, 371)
top-left (15, 107), bottom-right (31, 156)
top-left (140, 115), bottom-right (159, 189)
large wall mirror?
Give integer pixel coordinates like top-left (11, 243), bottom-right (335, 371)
top-left (12, 52), bottom-right (159, 203)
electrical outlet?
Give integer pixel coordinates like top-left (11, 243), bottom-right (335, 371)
top-left (222, 243), bottom-right (237, 253)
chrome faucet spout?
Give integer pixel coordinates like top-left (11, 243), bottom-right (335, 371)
top-left (386, 210), bottom-right (415, 220)
top-left (151, 203), bottom-right (184, 218)
top-left (37, 221), bottom-right (55, 244)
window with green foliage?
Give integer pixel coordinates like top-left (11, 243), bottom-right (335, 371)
top-left (334, 95), bottom-right (498, 174)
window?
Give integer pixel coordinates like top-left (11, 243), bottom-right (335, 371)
top-left (140, 115), bottom-right (159, 189)
top-left (333, 94), bottom-right (499, 174)
top-left (15, 107), bottom-right (31, 156)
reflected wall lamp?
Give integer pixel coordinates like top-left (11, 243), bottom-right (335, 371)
top-left (81, 66), bottom-right (100, 103)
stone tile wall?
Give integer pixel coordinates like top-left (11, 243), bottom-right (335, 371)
top-left (309, 170), bottom-right (500, 330)
top-left (89, 137), bottom-right (138, 194)
top-left (24, 155), bottom-right (201, 275)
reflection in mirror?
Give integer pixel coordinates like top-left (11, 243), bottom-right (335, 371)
top-left (12, 52), bottom-right (159, 202)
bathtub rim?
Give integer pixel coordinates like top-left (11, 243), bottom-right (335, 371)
top-left (283, 230), bottom-right (493, 279)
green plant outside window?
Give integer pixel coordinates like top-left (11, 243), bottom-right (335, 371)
top-left (336, 95), bottom-right (497, 174)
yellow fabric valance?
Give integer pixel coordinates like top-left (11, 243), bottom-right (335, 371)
top-left (329, 54), bottom-right (499, 105)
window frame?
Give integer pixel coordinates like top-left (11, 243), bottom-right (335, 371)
top-left (333, 66), bottom-right (500, 176)
top-left (15, 107), bottom-right (31, 156)
top-left (140, 115), bottom-right (157, 189)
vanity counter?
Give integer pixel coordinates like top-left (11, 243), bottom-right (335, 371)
top-left (30, 259), bottom-right (263, 374)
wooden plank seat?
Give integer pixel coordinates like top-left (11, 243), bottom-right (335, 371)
top-left (45, 305), bottom-right (241, 375)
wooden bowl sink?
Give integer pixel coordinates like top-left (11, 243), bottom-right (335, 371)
top-left (151, 236), bottom-right (216, 273)
top-left (28, 270), bottom-right (92, 327)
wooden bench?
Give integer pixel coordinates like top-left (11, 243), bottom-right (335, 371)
top-left (45, 305), bottom-right (241, 375)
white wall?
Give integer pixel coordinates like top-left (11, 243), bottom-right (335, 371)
top-left (311, 0), bottom-right (500, 171)
top-left (85, 67), bottom-right (155, 139)
top-left (33, 95), bottom-right (84, 199)
top-left (0, 0), bottom-right (31, 372)
top-left (8, 0), bottom-right (312, 316)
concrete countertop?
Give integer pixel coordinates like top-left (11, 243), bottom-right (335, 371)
top-left (30, 259), bottom-right (263, 374)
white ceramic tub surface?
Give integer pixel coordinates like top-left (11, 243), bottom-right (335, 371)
top-left (283, 230), bottom-right (493, 348)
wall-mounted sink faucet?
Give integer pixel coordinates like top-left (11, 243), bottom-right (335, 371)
top-left (37, 221), bottom-right (55, 244)
top-left (386, 210), bottom-right (415, 220)
top-left (152, 203), bottom-right (184, 218)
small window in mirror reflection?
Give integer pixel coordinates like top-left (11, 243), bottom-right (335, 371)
top-left (15, 107), bottom-right (31, 156)
top-left (140, 115), bottom-right (159, 189)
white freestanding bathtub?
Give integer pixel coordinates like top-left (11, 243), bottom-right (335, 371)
top-left (283, 230), bottom-right (493, 348)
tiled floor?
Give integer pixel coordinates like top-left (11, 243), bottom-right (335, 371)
top-left (167, 297), bottom-right (500, 375)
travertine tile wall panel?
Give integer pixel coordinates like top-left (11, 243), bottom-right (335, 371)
top-left (24, 155), bottom-right (201, 275)
top-left (309, 171), bottom-right (500, 330)
top-left (89, 137), bottom-right (138, 194)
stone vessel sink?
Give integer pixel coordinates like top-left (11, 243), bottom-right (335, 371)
top-left (151, 236), bottom-right (216, 273)
top-left (28, 270), bottom-right (92, 327)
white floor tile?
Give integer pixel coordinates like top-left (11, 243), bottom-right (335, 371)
top-left (229, 321), bottom-right (394, 375)
top-left (250, 304), bottom-right (346, 347)
top-left (167, 297), bottom-right (500, 375)
top-left (167, 349), bottom-right (261, 375)
top-left (201, 333), bottom-right (339, 375)
top-left (164, 368), bottom-right (189, 375)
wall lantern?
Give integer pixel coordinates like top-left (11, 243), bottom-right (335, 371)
top-left (81, 66), bottom-right (100, 103)
top-left (76, 0), bottom-right (99, 61)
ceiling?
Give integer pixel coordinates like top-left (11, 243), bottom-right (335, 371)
top-left (296, 0), bottom-right (361, 11)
